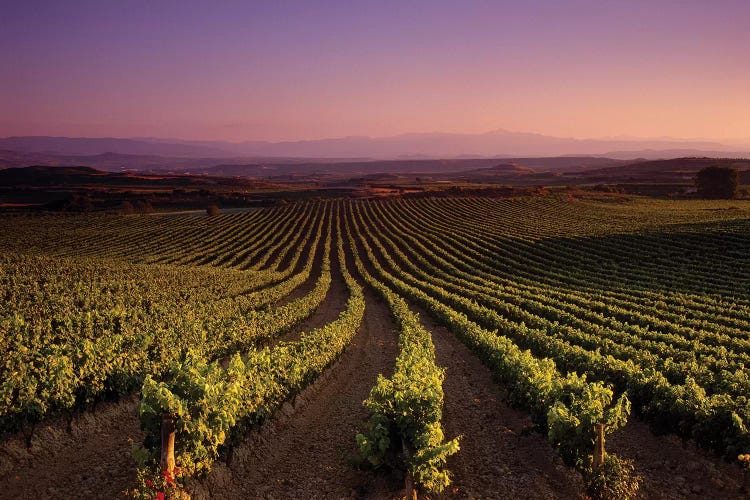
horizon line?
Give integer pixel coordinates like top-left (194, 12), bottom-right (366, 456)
top-left (2, 129), bottom-right (750, 148)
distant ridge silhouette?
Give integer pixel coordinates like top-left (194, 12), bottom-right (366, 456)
top-left (1, 131), bottom-right (747, 159)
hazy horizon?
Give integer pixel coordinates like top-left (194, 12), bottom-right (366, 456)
top-left (2, 1), bottom-right (749, 143)
top-left (3, 128), bottom-right (750, 149)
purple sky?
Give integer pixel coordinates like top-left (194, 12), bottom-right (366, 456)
top-left (1, 0), bottom-right (749, 142)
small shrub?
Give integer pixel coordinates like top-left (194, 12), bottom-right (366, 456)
top-left (135, 200), bottom-right (154, 214)
top-left (206, 204), bottom-right (219, 216)
top-left (584, 454), bottom-right (640, 500)
top-left (127, 466), bottom-right (188, 499)
top-left (120, 201), bottom-right (135, 215)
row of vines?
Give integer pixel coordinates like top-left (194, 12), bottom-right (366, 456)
top-left (2, 195), bottom-right (750, 497)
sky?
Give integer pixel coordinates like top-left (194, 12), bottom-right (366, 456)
top-left (1, 0), bottom-right (749, 143)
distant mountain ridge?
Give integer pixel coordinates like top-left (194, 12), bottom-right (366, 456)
top-left (7, 158), bottom-right (750, 193)
top-left (0, 149), bottom-right (629, 176)
top-left (0, 136), bottom-right (230, 158)
top-left (2, 131), bottom-right (748, 160)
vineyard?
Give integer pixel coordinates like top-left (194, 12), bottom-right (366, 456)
top-left (2, 195), bottom-right (750, 498)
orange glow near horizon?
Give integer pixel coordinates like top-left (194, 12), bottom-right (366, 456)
top-left (1, 1), bottom-right (748, 145)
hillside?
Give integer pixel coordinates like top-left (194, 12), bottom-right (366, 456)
top-left (568, 157), bottom-right (750, 182)
top-left (0, 165), bottom-right (272, 188)
top-left (0, 149), bottom-right (629, 177)
top-left (0, 136), bottom-right (230, 157)
top-left (3, 133), bottom-right (748, 159)
top-left (2, 198), bottom-right (750, 498)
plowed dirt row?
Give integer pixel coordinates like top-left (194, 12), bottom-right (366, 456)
top-left (608, 420), bottom-right (745, 499)
top-left (350, 217), bottom-right (584, 498)
top-left (415, 306), bottom-right (586, 499)
top-left (195, 287), bottom-right (400, 499)
top-left (0, 396), bottom-right (142, 499)
top-left (408, 306), bottom-right (747, 499)
top-left (351, 207), bottom-right (749, 499)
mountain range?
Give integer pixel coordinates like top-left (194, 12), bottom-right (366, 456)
top-left (2, 130), bottom-right (748, 160)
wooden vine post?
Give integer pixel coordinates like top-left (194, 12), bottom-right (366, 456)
top-left (405, 472), bottom-right (417, 500)
top-left (161, 413), bottom-right (176, 473)
top-left (593, 423), bottom-right (605, 469)
top-left (402, 439), bottom-right (417, 500)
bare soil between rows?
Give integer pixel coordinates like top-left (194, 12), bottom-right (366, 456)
top-left (411, 302), bottom-right (749, 500)
top-left (414, 305), bottom-right (586, 499)
top-left (350, 222), bottom-right (584, 498)
top-left (351, 208), bottom-right (749, 499)
top-left (608, 419), bottom-right (746, 499)
top-left (194, 286), bottom-right (400, 499)
top-left (0, 396), bottom-right (143, 499)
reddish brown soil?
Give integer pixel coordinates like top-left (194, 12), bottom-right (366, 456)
top-left (0, 396), bottom-right (143, 499)
top-left (608, 420), bottom-right (746, 499)
top-left (416, 303), bottom-right (749, 500)
top-left (193, 287), bottom-right (400, 499)
top-left (416, 307), bottom-right (586, 499)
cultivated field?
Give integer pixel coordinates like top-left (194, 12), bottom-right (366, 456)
top-left (2, 195), bottom-right (750, 499)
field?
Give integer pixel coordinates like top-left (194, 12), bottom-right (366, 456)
top-left (2, 194), bottom-right (750, 498)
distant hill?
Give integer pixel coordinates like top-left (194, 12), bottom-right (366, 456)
top-left (6, 150), bottom-right (750, 189)
top-left (207, 131), bottom-right (746, 158)
top-left (0, 137), bottom-right (231, 157)
top-left (0, 166), bottom-right (105, 186)
top-left (0, 149), bottom-right (373, 172)
top-left (5, 158), bottom-right (750, 196)
top-left (0, 150), bottom-right (229, 171)
top-left (199, 157), bottom-right (627, 178)
top-left (0, 165), bottom-right (273, 189)
top-left (566, 157), bottom-right (750, 184)
top-left (2, 132), bottom-right (748, 159)
top-left (200, 159), bottom-right (511, 177)
top-left (0, 150), bottom-right (628, 177)
top-left (470, 163), bottom-right (534, 174)
top-left (432, 163), bottom-right (535, 182)
top-left (601, 149), bottom-right (750, 160)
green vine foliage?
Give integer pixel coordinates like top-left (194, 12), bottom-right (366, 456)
top-left (352, 220), bottom-right (459, 494)
top-left (135, 215), bottom-right (366, 482)
top-left (139, 351), bottom-right (247, 475)
top-left (547, 381), bottom-right (631, 466)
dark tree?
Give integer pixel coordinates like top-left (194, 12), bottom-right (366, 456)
top-left (206, 204), bottom-right (219, 216)
top-left (63, 194), bottom-right (94, 213)
top-left (696, 166), bottom-right (738, 199)
top-left (119, 201), bottom-right (134, 215)
top-left (135, 200), bottom-right (154, 214)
